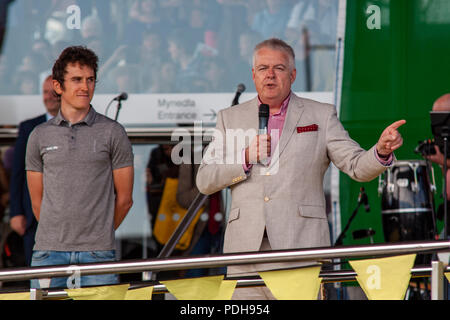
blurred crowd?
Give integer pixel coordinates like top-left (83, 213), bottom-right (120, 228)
top-left (0, 0), bottom-right (338, 95)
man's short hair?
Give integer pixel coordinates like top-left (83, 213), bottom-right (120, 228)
top-left (253, 38), bottom-right (296, 71)
top-left (52, 46), bottom-right (99, 90)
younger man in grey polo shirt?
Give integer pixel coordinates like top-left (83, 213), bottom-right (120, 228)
top-left (26, 46), bottom-right (134, 289)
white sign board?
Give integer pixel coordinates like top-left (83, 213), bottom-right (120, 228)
top-left (0, 92), bottom-right (334, 126)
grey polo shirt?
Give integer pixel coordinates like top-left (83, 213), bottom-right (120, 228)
top-left (26, 107), bottom-right (134, 251)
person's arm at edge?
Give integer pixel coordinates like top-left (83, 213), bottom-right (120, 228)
top-left (113, 166), bottom-right (134, 230)
top-left (26, 171), bottom-right (43, 221)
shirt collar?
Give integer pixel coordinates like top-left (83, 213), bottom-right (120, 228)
top-left (258, 91), bottom-right (292, 116)
top-left (54, 105), bottom-right (97, 127)
top-left (45, 112), bottom-right (54, 121)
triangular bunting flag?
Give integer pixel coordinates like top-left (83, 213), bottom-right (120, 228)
top-left (259, 266), bottom-right (322, 300)
top-left (125, 286), bottom-right (153, 300)
top-left (161, 275), bottom-right (226, 300)
top-left (215, 280), bottom-right (237, 300)
top-left (65, 284), bottom-right (130, 300)
top-left (445, 272), bottom-right (450, 282)
top-left (349, 254), bottom-right (416, 300)
top-left (0, 292), bottom-right (30, 300)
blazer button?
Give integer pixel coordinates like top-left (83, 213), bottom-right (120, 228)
top-left (264, 197), bottom-right (270, 202)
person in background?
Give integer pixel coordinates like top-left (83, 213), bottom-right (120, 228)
top-left (425, 93), bottom-right (450, 237)
top-left (146, 144), bottom-right (179, 235)
top-left (233, 30), bottom-right (263, 92)
top-left (167, 28), bottom-right (205, 93)
top-left (424, 93), bottom-right (450, 299)
top-left (9, 75), bottom-right (60, 266)
top-left (0, 150), bottom-right (9, 223)
top-left (250, 0), bottom-right (292, 39)
top-left (176, 162), bottom-right (225, 278)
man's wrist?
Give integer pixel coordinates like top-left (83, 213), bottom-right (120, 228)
top-left (374, 146), bottom-right (393, 166)
top-left (376, 144), bottom-right (391, 159)
top-left (378, 152), bottom-right (390, 160)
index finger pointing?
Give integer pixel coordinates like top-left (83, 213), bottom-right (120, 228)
top-left (388, 119), bottom-right (406, 131)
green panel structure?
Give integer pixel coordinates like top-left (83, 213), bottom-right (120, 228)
top-left (339, 0), bottom-right (450, 246)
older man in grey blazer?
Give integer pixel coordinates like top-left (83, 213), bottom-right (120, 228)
top-left (196, 38), bottom-right (405, 299)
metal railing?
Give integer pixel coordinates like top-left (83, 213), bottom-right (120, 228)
top-left (0, 240), bottom-right (449, 300)
top-left (0, 126), bottom-right (216, 145)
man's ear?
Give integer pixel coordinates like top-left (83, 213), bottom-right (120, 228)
top-left (53, 79), bottom-right (63, 95)
top-left (290, 68), bottom-right (297, 84)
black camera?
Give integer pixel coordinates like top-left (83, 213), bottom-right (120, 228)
top-left (415, 139), bottom-right (436, 156)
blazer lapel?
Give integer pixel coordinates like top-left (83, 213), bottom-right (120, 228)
top-left (239, 97), bottom-right (259, 133)
top-left (249, 97), bottom-right (259, 131)
top-left (276, 94), bottom-right (305, 158)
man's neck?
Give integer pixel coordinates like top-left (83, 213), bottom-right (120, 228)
top-left (259, 93), bottom-right (291, 115)
top-left (47, 109), bottom-right (59, 118)
top-left (60, 105), bottom-right (90, 125)
top-left (269, 104), bottom-right (282, 115)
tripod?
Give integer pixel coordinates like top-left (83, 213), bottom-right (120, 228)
top-left (335, 187), bottom-right (369, 246)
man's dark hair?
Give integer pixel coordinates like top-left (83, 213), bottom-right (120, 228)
top-left (52, 46), bottom-right (98, 90)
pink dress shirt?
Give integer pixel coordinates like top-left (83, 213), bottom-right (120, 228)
top-left (242, 92), bottom-right (392, 172)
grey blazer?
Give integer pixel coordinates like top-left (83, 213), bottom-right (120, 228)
top-left (196, 93), bottom-right (388, 255)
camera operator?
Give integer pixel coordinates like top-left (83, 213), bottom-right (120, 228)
top-left (425, 93), bottom-right (450, 237)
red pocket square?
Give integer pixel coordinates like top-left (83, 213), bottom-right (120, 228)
top-left (297, 124), bottom-right (319, 133)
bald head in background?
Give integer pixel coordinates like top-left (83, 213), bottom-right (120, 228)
top-left (42, 75), bottom-right (60, 117)
top-left (433, 93), bottom-right (450, 111)
top-left (427, 93), bottom-right (450, 200)
top-left (430, 93), bottom-right (450, 239)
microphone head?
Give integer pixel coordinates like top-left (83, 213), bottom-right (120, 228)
top-left (114, 92), bottom-right (128, 101)
top-left (259, 104), bottom-right (269, 118)
top-left (237, 83), bottom-right (246, 94)
top-left (119, 92), bottom-right (128, 101)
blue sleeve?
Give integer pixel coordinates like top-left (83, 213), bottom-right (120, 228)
top-left (9, 121), bottom-right (30, 217)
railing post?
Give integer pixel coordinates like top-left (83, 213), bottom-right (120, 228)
top-left (30, 288), bottom-right (44, 300)
top-left (431, 260), bottom-right (444, 300)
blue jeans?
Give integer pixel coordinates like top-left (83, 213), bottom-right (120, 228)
top-left (30, 250), bottom-right (119, 289)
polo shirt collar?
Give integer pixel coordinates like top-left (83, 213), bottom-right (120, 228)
top-left (54, 105), bottom-right (97, 127)
top-left (82, 106), bottom-right (97, 126)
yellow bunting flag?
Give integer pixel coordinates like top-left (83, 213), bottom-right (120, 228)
top-left (216, 280), bottom-right (237, 300)
top-left (349, 254), bottom-right (416, 300)
top-left (162, 275), bottom-right (232, 300)
top-left (445, 272), bottom-right (450, 282)
top-left (65, 284), bottom-right (130, 300)
top-left (259, 266), bottom-right (322, 300)
top-left (0, 292), bottom-right (30, 300)
top-left (125, 286), bottom-right (153, 300)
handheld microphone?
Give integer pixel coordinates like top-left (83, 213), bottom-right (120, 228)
top-left (258, 104), bottom-right (269, 135)
top-left (258, 104), bottom-right (270, 166)
top-left (358, 187), bottom-right (370, 212)
top-left (113, 92), bottom-right (128, 101)
top-left (232, 83), bottom-right (246, 106)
